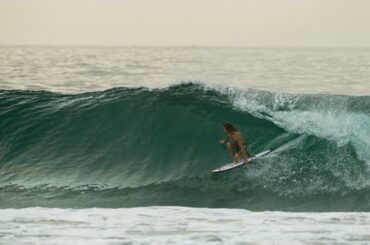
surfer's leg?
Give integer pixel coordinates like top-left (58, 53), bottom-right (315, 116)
top-left (235, 152), bottom-right (247, 162)
top-left (234, 152), bottom-right (241, 161)
top-left (226, 143), bottom-right (236, 161)
top-left (231, 143), bottom-right (241, 162)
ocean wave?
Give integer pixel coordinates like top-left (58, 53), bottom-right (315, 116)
top-left (0, 83), bottom-right (369, 210)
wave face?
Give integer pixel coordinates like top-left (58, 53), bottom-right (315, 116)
top-left (0, 83), bottom-right (369, 211)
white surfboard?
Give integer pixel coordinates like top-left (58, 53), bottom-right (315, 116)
top-left (212, 150), bottom-right (271, 173)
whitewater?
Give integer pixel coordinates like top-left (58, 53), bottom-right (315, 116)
top-left (0, 46), bottom-right (369, 244)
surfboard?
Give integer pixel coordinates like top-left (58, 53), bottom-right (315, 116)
top-left (212, 150), bottom-right (271, 173)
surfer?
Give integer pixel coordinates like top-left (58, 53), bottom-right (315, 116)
top-left (220, 123), bottom-right (251, 163)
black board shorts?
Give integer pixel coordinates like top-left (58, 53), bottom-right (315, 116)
top-left (231, 142), bottom-right (241, 153)
top-left (226, 141), bottom-right (246, 154)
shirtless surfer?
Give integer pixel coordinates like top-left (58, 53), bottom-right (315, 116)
top-left (220, 123), bottom-right (252, 163)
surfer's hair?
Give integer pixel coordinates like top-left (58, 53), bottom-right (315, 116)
top-left (223, 123), bottom-right (237, 132)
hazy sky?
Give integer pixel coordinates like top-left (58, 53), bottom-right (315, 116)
top-left (1, 0), bottom-right (370, 46)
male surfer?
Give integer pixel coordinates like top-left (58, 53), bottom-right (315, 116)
top-left (220, 123), bottom-right (252, 163)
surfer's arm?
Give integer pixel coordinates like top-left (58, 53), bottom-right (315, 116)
top-left (220, 135), bottom-right (229, 144)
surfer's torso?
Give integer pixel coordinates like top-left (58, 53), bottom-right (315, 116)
top-left (227, 131), bottom-right (246, 146)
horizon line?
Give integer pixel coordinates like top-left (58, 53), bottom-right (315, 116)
top-left (1, 44), bottom-right (370, 49)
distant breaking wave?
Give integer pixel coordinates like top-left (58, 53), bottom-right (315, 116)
top-left (0, 83), bottom-right (369, 211)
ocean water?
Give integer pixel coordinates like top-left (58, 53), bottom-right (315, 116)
top-left (1, 207), bottom-right (370, 244)
top-left (0, 46), bottom-right (369, 244)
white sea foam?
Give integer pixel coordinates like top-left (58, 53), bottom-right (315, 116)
top-left (0, 207), bottom-right (369, 244)
top-left (227, 88), bottom-right (370, 167)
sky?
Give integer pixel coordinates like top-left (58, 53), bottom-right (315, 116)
top-left (1, 0), bottom-right (370, 47)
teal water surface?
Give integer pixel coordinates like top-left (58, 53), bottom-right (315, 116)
top-left (0, 83), bottom-right (369, 211)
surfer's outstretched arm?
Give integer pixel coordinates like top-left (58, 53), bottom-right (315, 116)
top-left (219, 135), bottom-right (229, 144)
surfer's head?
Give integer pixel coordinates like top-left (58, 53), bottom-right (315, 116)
top-left (223, 123), bottom-right (237, 133)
